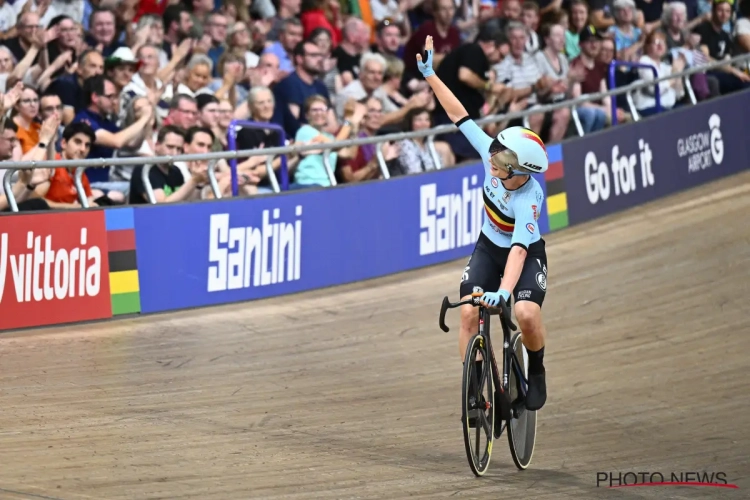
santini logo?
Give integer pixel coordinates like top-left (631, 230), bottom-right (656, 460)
top-left (207, 208), bottom-right (302, 292)
top-left (420, 176), bottom-right (483, 256)
top-left (0, 229), bottom-right (102, 304)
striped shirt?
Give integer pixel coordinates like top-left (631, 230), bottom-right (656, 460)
top-left (494, 53), bottom-right (542, 105)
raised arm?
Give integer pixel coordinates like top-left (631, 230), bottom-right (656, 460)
top-left (416, 36), bottom-right (469, 123)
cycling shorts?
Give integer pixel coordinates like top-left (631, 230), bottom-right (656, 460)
top-left (459, 233), bottom-right (548, 307)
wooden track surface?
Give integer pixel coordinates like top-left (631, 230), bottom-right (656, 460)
top-left (1, 172), bottom-right (749, 500)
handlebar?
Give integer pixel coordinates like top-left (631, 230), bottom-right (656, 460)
top-left (438, 295), bottom-right (517, 333)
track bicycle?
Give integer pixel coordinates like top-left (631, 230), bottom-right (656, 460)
top-left (438, 293), bottom-right (538, 476)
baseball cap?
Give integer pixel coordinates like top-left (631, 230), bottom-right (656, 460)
top-left (105, 47), bottom-right (141, 70)
top-left (579, 25), bottom-right (604, 43)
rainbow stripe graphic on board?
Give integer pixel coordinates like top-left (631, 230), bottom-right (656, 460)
top-left (104, 208), bottom-right (141, 315)
top-left (544, 144), bottom-right (569, 231)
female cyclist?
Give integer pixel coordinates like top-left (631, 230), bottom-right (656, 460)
top-left (417, 36), bottom-right (549, 411)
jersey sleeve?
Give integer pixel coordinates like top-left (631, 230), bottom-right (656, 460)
top-left (456, 117), bottom-right (492, 162)
top-left (510, 183), bottom-right (544, 250)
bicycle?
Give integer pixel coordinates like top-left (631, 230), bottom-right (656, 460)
top-left (438, 293), bottom-right (538, 476)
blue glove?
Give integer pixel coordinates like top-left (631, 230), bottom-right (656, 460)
top-left (417, 48), bottom-right (435, 78)
top-left (480, 289), bottom-right (511, 308)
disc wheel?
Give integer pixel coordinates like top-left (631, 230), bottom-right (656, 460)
top-left (461, 333), bottom-right (494, 477)
top-left (507, 332), bottom-right (538, 470)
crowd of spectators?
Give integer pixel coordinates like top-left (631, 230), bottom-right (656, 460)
top-left (0, 0), bottom-right (748, 211)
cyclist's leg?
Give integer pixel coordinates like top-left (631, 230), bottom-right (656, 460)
top-left (512, 241), bottom-right (549, 411)
top-left (458, 237), bottom-right (504, 362)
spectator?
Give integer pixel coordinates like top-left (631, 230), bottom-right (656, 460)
top-left (235, 87), bottom-right (297, 193)
top-left (44, 122), bottom-right (119, 208)
top-left (263, 18), bottom-right (305, 75)
top-left (267, 0), bottom-right (303, 41)
top-left (332, 17), bottom-right (370, 86)
top-left (13, 85), bottom-right (41, 153)
top-left (337, 95), bottom-right (388, 183)
top-left (336, 51), bottom-right (431, 128)
top-left (87, 8), bottom-right (125, 57)
top-left (205, 12), bottom-right (229, 74)
top-left (44, 16), bottom-right (83, 74)
top-left (273, 39), bottom-right (338, 136)
top-left (105, 47), bottom-right (140, 97)
top-left (693, 0), bottom-right (750, 93)
top-left (293, 94), bottom-right (358, 187)
top-left (495, 22), bottom-right (570, 143)
top-left (396, 107), bottom-right (445, 175)
top-left (38, 90), bottom-right (65, 150)
top-left (566, 0), bottom-right (590, 59)
top-left (162, 4), bottom-right (194, 60)
top-left (736, 0), bottom-right (750, 55)
top-left (121, 44), bottom-right (170, 125)
top-left (172, 53), bottom-right (214, 97)
top-left (608, 0), bottom-right (644, 61)
top-left (0, 120), bottom-right (51, 212)
top-left (299, 0), bottom-right (342, 47)
top-left (129, 125), bottom-right (209, 204)
top-left (73, 74), bottom-right (152, 191)
top-left (46, 49), bottom-right (105, 124)
top-left (590, 0), bottom-right (618, 31)
top-left (1, 12), bottom-right (41, 66)
top-left (570, 25), bottom-right (629, 126)
top-left (309, 27), bottom-right (341, 96)
top-left (433, 24), bottom-right (509, 160)
top-left (164, 93), bottom-right (200, 129)
top-left (195, 93), bottom-right (225, 151)
top-left (661, 2), bottom-right (689, 49)
top-left (403, 0), bottom-right (461, 77)
top-left (227, 20), bottom-right (261, 70)
top-left (215, 99), bottom-right (235, 149)
top-left (633, 29), bottom-right (686, 116)
top-left (207, 52), bottom-right (249, 107)
top-left (371, 18), bottom-right (405, 58)
top-left (522, 1), bottom-right (541, 54)
top-left (135, 14), bottom-right (170, 68)
top-left (0, 0), bottom-right (17, 41)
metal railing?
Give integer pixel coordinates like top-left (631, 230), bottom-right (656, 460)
top-left (3, 53), bottom-right (749, 213)
top-left (608, 60), bottom-right (661, 125)
top-left (226, 120), bottom-right (290, 195)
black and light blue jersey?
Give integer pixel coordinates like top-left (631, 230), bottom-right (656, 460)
top-left (457, 118), bottom-right (545, 250)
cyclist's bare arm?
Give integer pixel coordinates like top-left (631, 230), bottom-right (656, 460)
top-left (418, 37), bottom-right (469, 123)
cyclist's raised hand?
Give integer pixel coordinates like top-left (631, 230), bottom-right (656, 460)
top-left (416, 35), bottom-right (435, 78)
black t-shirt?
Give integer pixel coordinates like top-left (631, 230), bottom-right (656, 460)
top-left (0, 37), bottom-right (40, 66)
top-left (434, 42), bottom-right (490, 119)
top-left (332, 45), bottom-right (360, 80)
top-left (128, 164), bottom-right (186, 204)
top-left (236, 127), bottom-right (281, 188)
top-left (47, 74), bottom-right (85, 113)
top-left (693, 21), bottom-right (733, 60)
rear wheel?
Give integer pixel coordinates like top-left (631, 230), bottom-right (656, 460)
top-left (461, 334), bottom-right (494, 477)
top-left (507, 332), bottom-right (537, 470)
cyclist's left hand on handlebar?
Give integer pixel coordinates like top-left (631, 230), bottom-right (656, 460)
top-left (472, 289), bottom-right (510, 308)
top-left (416, 35), bottom-right (435, 78)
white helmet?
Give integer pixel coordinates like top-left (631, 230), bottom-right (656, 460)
top-left (489, 126), bottom-right (549, 175)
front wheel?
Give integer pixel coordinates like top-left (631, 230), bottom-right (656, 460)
top-left (461, 333), bottom-right (494, 477)
top-left (507, 332), bottom-right (538, 470)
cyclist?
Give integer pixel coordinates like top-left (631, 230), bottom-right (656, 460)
top-left (417, 35), bottom-right (549, 412)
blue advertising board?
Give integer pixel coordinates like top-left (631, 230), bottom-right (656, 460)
top-left (134, 163), bottom-right (550, 313)
top-left (561, 91), bottom-right (750, 225)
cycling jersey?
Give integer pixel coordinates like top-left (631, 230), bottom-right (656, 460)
top-left (457, 118), bottom-right (545, 251)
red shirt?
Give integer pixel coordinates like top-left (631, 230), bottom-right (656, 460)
top-left (570, 56), bottom-right (609, 97)
top-left (403, 21), bottom-right (461, 73)
top-left (45, 154), bottom-right (93, 204)
top-left (301, 9), bottom-right (342, 47)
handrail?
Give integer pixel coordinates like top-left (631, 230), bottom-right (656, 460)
top-left (2, 53), bottom-right (747, 176)
top-left (608, 60), bottom-right (661, 125)
top-left (227, 120), bottom-right (289, 195)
